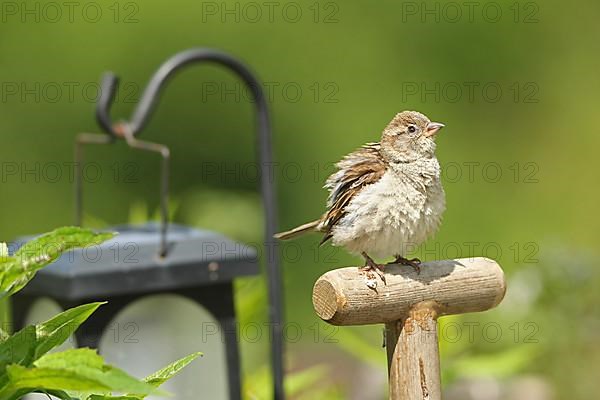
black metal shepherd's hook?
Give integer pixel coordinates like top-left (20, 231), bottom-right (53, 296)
top-left (77, 48), bottom-right (284, 400)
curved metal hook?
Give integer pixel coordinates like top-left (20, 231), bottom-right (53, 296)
top-left (97, 49), bottom-right (268, 137)
top-left (95, 48), bottom-right (284, 399)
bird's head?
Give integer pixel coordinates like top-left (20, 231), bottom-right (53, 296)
top-left (380, 111), bottom-right (445, 163)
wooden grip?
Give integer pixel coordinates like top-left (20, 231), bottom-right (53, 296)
top-left (312, 257), bottom-right (506, 325)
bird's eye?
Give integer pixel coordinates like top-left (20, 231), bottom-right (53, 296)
top-left (407, 125), bottom-right (417, 134)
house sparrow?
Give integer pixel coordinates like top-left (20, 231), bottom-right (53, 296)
top-left (275, 111), bottom-right (446, 283)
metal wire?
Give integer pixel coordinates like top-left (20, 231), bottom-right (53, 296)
top-left (74, 132), bottom-right (114, 227)
top-left (74, 129), bottom-right (170, 257)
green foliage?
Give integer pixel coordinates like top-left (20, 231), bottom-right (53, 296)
top-left (142, 352), bottom-right (202, 389)
top-left (4, 348), bottom-right (156, 397)
top-left (0, 349), bottom-right (201, 400)
top-left (0, 227), bottom-right (201, 399)
top-left (244, 363), bottom-right (343, 399)
top-left (0, 227), bottom-right (114, 300)
top-left (34, 303), bottom-right (104, 361)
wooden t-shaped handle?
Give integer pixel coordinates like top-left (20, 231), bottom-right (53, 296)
top-left (312, 257), bottom-right (506, 400)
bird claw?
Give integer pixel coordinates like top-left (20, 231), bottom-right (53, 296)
top-left (390, 256), bottom-right (422, 274)
top-left (360, 265), bottom-right (386, 284)
top-left (360, 252), bottom-right (387, 285)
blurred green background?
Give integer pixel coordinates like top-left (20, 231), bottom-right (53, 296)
top-left (1, 0), bottom-right (599, 399)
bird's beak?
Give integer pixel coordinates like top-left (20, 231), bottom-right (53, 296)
top-left (424, 122), bottom-right (445, 137)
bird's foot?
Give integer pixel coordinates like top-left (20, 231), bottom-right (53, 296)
top-left (389, 256), bottom-right (422, 274)
top-left (360, 252), bottom-right (386, 285)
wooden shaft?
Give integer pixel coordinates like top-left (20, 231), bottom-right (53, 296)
top-left (313, 257), bottom-right (505, 399)
top-left (386, 302), bottom-right (441, 400)
top-left (313, 257), bottom-right (505, 326)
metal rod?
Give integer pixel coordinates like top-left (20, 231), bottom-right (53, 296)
top-left (74, 130), bottom-right (169, 257)
top-left (74, 133), bottom-right (114, 226)
top-left (94, 48), bottom-right (285, 399)
top-left (120, 127), bottom-right (171, 257)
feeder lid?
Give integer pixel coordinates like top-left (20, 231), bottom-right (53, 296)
top-left (15, 223), bottom-right (259, 301)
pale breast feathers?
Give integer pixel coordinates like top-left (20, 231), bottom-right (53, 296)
top-left (319, 143), bottom-right (388, 244)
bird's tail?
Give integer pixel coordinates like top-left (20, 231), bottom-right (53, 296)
top-left (274, 220), bottom-right (321, 240)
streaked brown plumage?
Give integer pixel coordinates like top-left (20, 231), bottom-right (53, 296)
top-left (275, 111), bottom-right (446, 284)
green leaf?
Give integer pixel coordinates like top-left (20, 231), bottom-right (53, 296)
top-left (38, 349), bottom-right (157, 394)
top-left (35, 302), bottom-right (105, 360)
top-left (13, 227), bottom-right (115, 261)
top-left (81, 353), bottom-right (203, 400)
top-left (0, 326), bottom-right (37, 372)
top-left (0, 387), bottom-right (77, 400)
top-left (41, 389), bottom-right (77, 400)
top-left (0, 227), bottom-right (115, 299)
top-left (3, 348), bottom-right (158, 398)
top-left (0, 387), bottom-right (51, 400)
top-left (0, 304), bottom-right (104, 396)
top-left (6, 364), bottom-right (112, 392)
top-left (0, 303), bottom-right (104, 387)
top-left (143, 352), bottom-right (202, 388)
top-left (34, 348), bottom-right (105, 370)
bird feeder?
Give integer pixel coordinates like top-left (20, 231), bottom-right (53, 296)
top-left (11, 49), bottom-right (285, 400)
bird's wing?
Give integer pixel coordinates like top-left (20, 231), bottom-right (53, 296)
top-left (320, 142), bottom-right (388, 244)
